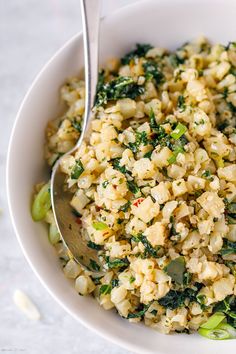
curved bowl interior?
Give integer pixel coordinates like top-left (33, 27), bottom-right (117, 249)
top-left (7, 0), bottom-right (236, 353)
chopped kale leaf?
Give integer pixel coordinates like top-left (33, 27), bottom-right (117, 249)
top-left (95, 76), bottom-right (144, 107)
top-left (158, 284), bottom-right (203, 310)
top-left (121, 43), bottom-right (153, 65)
top-left (143, 60), bottom-right (164, 86)
top-left (127, 304), bottom-right (150, 319)
top-left (87, 240), bottom-right (102, 251)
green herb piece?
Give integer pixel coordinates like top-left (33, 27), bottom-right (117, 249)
top-left (128, 131), bottom-right (148, 153)
top-left (127, 304), bottom-right (150, 319)
top-left (220, 239), bottom-right (236, 256)
top-left (72, 118), bottom-right (81, 132)
top-left (165, 257), bottom-right (186, 285)
top-left (119, 201), bottom-right (131, 212)
top-left (106, 257), bottom-right (130, 269)
top-left (170, 122), bottom-right (187, 140)
top-left (127, 180), bottom-right (140, 194)
top-left (99, 284), bottom-right (112, 296)
top-left (200, 312), bottom-right (226, 330)
top-left (143, 150), bottom-right (153, 159)
top-left (95, 76), bottom-right (144, 107)
top-left (111, 279), bottom-right (119, 288)
top-left (177, 95), bottom-right (186, 112)
top-left (121, 43), bottom-right (153, 65)
top-left (150, 309), bottom-right (157, 316)
top-left (92, 276), bottom-right (103, 285)
top-left (71, 159), bottom-right (84, 179)
top-left (202, 170), bottom-right (212, 179)
top-left (92, 221), bottom-right (108, 231)
top-left (102, 180), bottom-right (109, 188)
top-left (169, 54), bottom-right (185, 67)
top-left (168, 146), bottom-right (184, 164)
top-left (158, 284), bottom-right (203, 310)
top-left (143, 60), bottom-right (164, 86)
top-left (49, 224), bottom-right (60, 245)
top-left (112, 158), bottom-right (130, 175)
top-left (87, 240), bottom-right (102, 250)
top-left (138, 235), bottom-right (163, 258)
top-left (31, 183), bottom-right (51, 221)
top-left (89, 259), bottom-right (100, 271)
top-left (117, 218), bottom-right (124, 224)
top-left (149, 110), bottom-right (172, 148)
top-left (130, 276), bottom-right (135, 283)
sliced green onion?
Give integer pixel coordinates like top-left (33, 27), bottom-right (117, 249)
top-left (71, 159), bottom-right (84, 179)
top-left (92, 221), bottom-right (108, 231)
top-left (49, 224), bottom-right (60, 245)
top-left (99, 284), bottom-right (112, 296)
top-left (217, 323), bottom-right (236, 339)
top-left (198, 327), bottom-right (230, 340)
top-left (168, 146), bottom-right (184, 164)
top-left (170, 123), bottom-right (187, 140)
top-left (200, 312), bottom-right (226, 330)
top-left (31, 183), bottom-right (51, 221)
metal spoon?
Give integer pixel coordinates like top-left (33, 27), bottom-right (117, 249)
top-left (50, 0), bottom-right (102, 271)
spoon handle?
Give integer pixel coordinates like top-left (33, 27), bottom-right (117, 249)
top-left (80, 0), bottom-right (101, 141)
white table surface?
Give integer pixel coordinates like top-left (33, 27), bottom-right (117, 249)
top-left (0, 1), bottom-right (139, 353)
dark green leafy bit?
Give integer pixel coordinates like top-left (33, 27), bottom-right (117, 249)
top-left (177, 95), bottom-right (186, 112)
top-left (220, 239), bottom-right (236, 256)
top-left (127, 304), bottom-right (150, 319)
top-left (71, 159), bottom-right (84, 179)
top-left (169, 215), bottom-right (178, 238)
top-left (95, 76), bottom-right (144, 107)
top-left (127, 131), bottom-right (149, 153)
top-left (111, 158), bottom-right (131, 175)
top-left (158, 283), bottom-right (203, 310)
top-left (165, 257), bottom-right (186, 285)
top-left (143, 150), bottom-right (153, 159)
top-left (214, 295), bottom-right (236, 328)
top-left (99, 284), bottom-right (112, 296)
top-left (92, 276), bottom-right (103, 285)
top-left (127, 180), bottom-right (140, 194)
top-left (111, 279), bottom-right (119, 288)
top-left (217, 120), bottom-right (229, 133)
top-left (134, 234), bottom-right (163, 258)
top-left (121, 43), bottom-right (153, 65)
top-left (72, 209), bottom-right (82, 218)
top-left (89, 259), bottom-right (100, 271)
top-left (149, 110), bottom-right (172, 148)
top-left (143, 60), bottom-right (164, 86)
top-left (87, 240), bottom-right (102, 251)
top-left (202, 170), bottom-right (213, 181)
top-left (106, 257), bottom-right (130, 269)
top-left (72, 118), bottom-right (82, 132)
top-left (224, 200), bottom-right (236, 224)
top-left (225, 261), bottom-right (236, 277)
top-left (102, 180), bottom-right (109, 188)
top-left (119, 201), bottom-right (131, 212)
top-left (169, 53), bottom-right (185, 68)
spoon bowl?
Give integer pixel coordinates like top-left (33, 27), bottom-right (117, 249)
top-left (51, 0), bottom-right (102, 270)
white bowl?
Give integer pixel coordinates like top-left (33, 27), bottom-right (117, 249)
top-left (7, 0), bottom-right (236, 353)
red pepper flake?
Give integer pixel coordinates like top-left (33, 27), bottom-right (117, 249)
top-left (76, 217), bottom-right (82, 225)
top-left (133, 198), bottom-right (145, 207)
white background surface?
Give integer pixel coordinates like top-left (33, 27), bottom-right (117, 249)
top-left (0, 1), bottom-right (139, 353)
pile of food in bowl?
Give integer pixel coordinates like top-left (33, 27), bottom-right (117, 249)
top-left (31, 37), bottom-right (236, 340)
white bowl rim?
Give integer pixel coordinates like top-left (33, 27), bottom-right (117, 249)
top-left (6, 0), bottom-right (236, 353)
